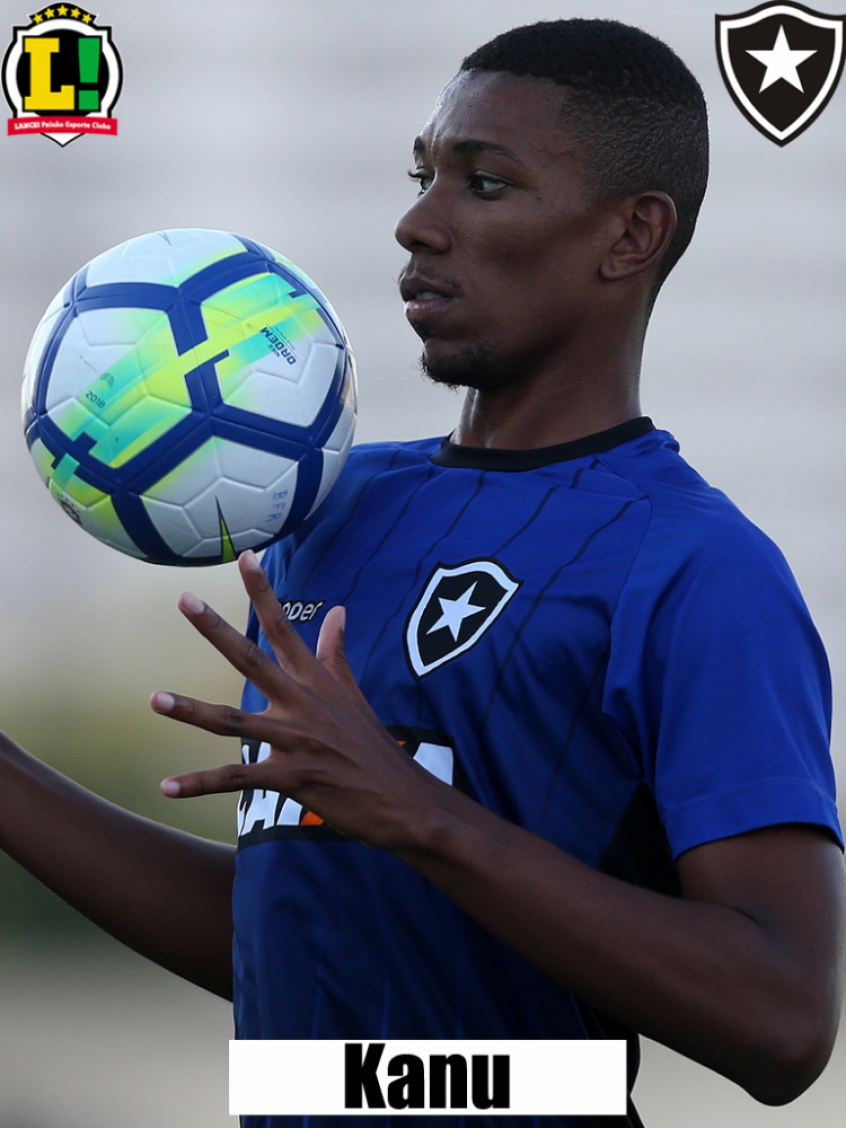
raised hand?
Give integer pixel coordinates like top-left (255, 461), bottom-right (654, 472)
top-left (150, 550), bottom-right (450, 851)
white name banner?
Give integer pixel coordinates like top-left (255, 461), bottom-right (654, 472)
top-left (230, 1039), bottom-right (627, 1116)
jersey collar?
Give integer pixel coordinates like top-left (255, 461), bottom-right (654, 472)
top-left (430, 416), bottom-right (655, 471)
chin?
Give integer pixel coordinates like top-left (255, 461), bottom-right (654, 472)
top-left (420, 341), bottom-right (520, 393)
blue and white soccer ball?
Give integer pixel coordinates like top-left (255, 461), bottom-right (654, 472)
top-left (22, 229), bottom-right (357, 565)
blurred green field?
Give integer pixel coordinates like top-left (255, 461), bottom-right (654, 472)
top-left (0, 694), bottom-right (240, 944)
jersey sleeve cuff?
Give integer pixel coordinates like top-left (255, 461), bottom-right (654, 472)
top-left (663, 778), bottom-right (844, 859)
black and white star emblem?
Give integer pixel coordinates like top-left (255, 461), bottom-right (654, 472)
top-left (426, 582), bottom-right (487, 641)
top-left (404, 559), bottom-right (521, 679)
top-left (746, 23), bottom-right (818, 91)
top-left (716, 4), bottom-right (846, 145)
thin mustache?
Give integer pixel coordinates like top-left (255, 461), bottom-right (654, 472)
top-left (397, 262), bottom-right (463, 295)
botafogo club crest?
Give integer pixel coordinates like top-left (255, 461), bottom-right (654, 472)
top-left (716, 3), bottom-right (845, 144)
top-left (404, 559), bottom-right (521, 679)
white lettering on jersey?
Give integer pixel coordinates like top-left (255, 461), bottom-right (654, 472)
top-left (413, 741), bottom-right (454, 785)
top-left (237, 736), bottom-right (457, 838)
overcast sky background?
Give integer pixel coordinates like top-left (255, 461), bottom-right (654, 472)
top-left (0, 1), bottom-right (844, 1125)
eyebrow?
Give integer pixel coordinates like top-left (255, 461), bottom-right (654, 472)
top-left (412, 136), bottom-right (526, 165)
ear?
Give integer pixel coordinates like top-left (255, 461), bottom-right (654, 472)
top-left (600, 192), bottom-right (678, 282)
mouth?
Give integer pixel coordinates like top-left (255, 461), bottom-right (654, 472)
top-left (399, 270), bottom-right (460, 328)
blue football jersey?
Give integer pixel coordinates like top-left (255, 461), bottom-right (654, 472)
top-left (233, 419), bottom-right (841, 1128)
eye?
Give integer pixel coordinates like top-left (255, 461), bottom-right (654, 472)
top-left (407, 169), bottom-right (433, 195)
top-left (468, 173), bottom-right (507, 196)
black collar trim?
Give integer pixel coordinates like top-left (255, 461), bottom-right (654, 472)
top-left (430, 416), bottom-right (655, 471)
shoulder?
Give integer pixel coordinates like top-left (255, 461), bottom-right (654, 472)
top-left (312, 435), bottom-right (445, 511)
top-left (313, 436), bottom-right (440, 500)
top-left (598, 426), bottom-right (797, 591)
top-left (598, 436), bottom-right (838, 857)
top-left (343, 436), bottom-right (444, 472)
top-left (261, 437), bottom-right (444, 576)
top-left (602, 427), bottom-right (826, 717)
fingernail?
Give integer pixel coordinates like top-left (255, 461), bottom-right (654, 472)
top-left (241, 549), bottom-right (261, 572)
top-left (151, 691), bottom-right (175, 714)
top-left (160, 779), bottom-right (181, 797)
top-left (338, 607), bottom-right (346, 634)
top-left (179, 591), bottom-right (204, 615)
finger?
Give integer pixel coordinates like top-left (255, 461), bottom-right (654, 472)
top-left (175, 591), bottom-right (290, 702)
top-left (315, 606), bottom-right (369, 708)
top-left (150, 689), bottom-right (277, 741)
top-left (161, 762), bottom-right (256, 798)
top-left (161, 755), bottom-right (301, 799)
top-left (238, 550), bottom-right (316, 681)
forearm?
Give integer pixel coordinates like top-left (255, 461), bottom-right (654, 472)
top-left (394, 787), bottom-right (845, 1104)
top-left (0, 732), bottom-right (234, 999)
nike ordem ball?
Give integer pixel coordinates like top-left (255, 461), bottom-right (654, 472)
top-left (22, 229), bottom-right (357, 565)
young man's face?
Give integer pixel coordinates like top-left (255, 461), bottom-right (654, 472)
top-left (395, 70), bottom-right (620, 392)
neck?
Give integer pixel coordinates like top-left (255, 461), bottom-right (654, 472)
top-left (452, 339), bottom-right (644, 451)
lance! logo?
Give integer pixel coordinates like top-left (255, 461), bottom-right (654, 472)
top-left (3, 6), bottom-right (122, 145)
top-left (716, 3), bottom-right (845, 144)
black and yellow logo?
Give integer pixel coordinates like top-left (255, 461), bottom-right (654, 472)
top-left (3, 6), bottom-right (122, 145)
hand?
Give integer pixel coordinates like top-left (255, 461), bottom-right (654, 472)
top-left (151, 551), bottom-right (449, 850)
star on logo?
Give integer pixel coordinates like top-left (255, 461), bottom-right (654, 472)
top-left (426, 582), bottom-right (486, 642)
top-left (747, 24), bottom-right (817, 91)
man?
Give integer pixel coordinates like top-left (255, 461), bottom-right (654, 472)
top-left (0, 18), bottom-right (843, 1128)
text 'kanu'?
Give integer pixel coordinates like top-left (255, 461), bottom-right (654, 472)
top-left (344, 1043), bottom-right (511, 1110)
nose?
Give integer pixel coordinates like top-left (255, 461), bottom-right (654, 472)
top-left (394, 187), bottom-right (451, 254)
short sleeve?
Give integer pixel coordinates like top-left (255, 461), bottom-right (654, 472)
top-left (603, 503), bottom-right (842, 858)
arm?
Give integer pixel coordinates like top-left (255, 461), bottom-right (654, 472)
top-left (0, 731), bottom-right (234, 999)
top-left (395, 801), bottom-right (844, 1105)
top-left (154, 551), bottom-right (846, 1099)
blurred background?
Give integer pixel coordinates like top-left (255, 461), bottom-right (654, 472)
top-left (0, 1), bottom-right (843, 1125)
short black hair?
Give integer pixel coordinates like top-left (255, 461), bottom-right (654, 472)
top-left (461, 19), bottom-right (709, 292)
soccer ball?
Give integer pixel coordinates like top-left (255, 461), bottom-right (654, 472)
top-left (22, 229), bottom-right (357, 566)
